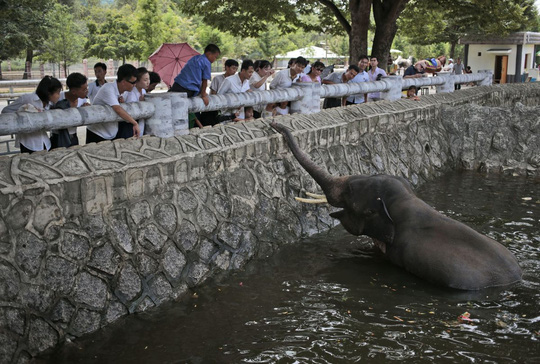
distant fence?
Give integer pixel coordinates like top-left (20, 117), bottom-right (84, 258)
top-left (0, 72), bottom-right (493, 148)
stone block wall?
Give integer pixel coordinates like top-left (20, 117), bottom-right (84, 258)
top-left (1, 83), bottom-right (539, 362)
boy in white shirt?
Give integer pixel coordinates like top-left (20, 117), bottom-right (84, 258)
top-left (217, 59), bottom-right (254, 122)
top-left (87, 62), bottom-right (107, 103)
top-left (210, 59), bottom-right (239, 94)
top-left (86, 64), bottom-right (140, 143)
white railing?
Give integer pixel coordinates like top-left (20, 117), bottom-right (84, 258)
top-left (0, 73), bottom-right (493, 140)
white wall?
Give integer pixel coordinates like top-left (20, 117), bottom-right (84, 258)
top-left (467, 44), bottom-right (518, 75)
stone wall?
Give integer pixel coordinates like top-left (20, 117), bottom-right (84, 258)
top-left (1, 83), bottom-right (540, 362)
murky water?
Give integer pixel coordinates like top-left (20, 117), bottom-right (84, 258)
top-left (37, 171), bottom-right (540, 363)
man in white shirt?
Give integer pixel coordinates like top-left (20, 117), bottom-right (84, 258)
top-left (270, 56), bottom-right (308, 90)
top-left (87, 62), bottom-right (107, 103)
top-left (367, 56), bottom-right (387, 102)
top-left (346, 55), bottom-right (369, 105)
top-left (217, 59), bottom-right (254, 122)
top-left (210, 59), bottom-right (239, 94)
top-left (322, 65), bottom-right (360, 108)
top-left (86, 64), bottom-right (140, 143)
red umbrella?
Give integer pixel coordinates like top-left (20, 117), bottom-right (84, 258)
top-left (148, 43), bottom-right (200, 88)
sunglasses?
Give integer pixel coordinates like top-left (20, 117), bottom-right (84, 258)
top-left (315, 68), bottom-right (324, 72)
top-left (127, 79), bottom-right (137, 85)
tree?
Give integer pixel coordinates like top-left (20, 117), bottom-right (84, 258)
top-left (399, 0), bottom-right (540, 58)
top-left (85, 7), bottom-right (143, 63)
top-left (40, 3), bottom-right (85, 76)
top-left (0, 0), bottom-right (54, 79)
top-left (178, 0), bottom-right (410, 65)
top-left (134, 0), bottom-right (166, 57)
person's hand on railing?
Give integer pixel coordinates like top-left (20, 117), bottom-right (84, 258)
top-left (201, 94), bottom-right (210, 106)
top-left (132, 122), bottom-right (140, 138)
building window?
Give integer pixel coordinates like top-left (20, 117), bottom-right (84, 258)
top-left (478, 52), bottom-right (482, 56)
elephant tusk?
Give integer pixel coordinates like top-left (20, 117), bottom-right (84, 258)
top-left (305, 192), bottom-right (327, 199)
top-left (295, 196), bottom-right (328, 204)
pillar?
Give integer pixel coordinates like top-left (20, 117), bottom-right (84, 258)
top-left (478, 71), bottom-right (493, 86)
top-left (144, 93), bottom-right (189, 138)
top-left (436, 75), bottom-right (454, 93)
top-left (290, 82), bottom-right (321, 114)
top-left (380, 75), bottom-right (403, 101)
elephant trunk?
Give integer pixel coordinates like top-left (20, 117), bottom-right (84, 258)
top-left (271, 122), bottom-right (346, 208)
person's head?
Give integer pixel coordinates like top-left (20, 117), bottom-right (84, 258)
top-left (224, 59), bottom-right (239, 77)
top-left (36, 76), bottom-right (62, 104)
top-left (369, 56), bottom-right (379, 69)
top-left (344, 65), bottom-right (360, 81)
top-left (357, 55), bottom-right (369, 72)
top-left (147, 71), bottom-right (161, 92)
top-left (292, 56), bottom-right (308, 74)
top-left (308, 61), bottom-right (325, 75)
top-left (438, 55), bottom-right (447, 66)
top-left (244, 106), bottom-right (254, 119)
top-left (287, 58), bottom-right (296, 68)
top-left (407, 85), bottom-right (417, 97)
top-left (239, 59), bottom-right (255, 80)
top-left (255, 60), bottom-right (273, 76)
top-left (279, 101), bottom-right (288, 109)
top-left (466, 66), bottom-right (471, 71)
top-left (456, 58), bottom-right (462, 64)
top-left (414, 61), bottom-right (426, 73)
top-left (94, 62), bottom-right (107, 81)
top-left (66, 72), bottom-right (88, 99)
top-left (116, 63), bottom-right (138, 92)
top-left (135, 67), bottom-right (150, 91)
top-left (204, 44), bottom-right (221, 63)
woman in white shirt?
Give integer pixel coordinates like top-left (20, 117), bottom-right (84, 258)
top-left (249, 60), bottom-right (274, 118)
top-left (121, 67), bottom-right (150, 137)
top-left (1, 76), bottom-right (62, 153)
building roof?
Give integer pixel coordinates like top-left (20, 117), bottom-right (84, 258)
top-left (459, 32), bottom-right (540, 45)
top-left (276, 46), bottom-right (343, 59)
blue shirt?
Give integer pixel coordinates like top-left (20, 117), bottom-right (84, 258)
top-left (173, 54), bottom-right (212, 94)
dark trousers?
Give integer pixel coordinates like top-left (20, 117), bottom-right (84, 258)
top-left (455, 83), bottom-right (461, 90)
top-left (323, 97), bottom-right (342, 109)
top-left (50, 133), bottom-right (79, 149)
top-left (19, 144), bottom-right (34, 154)
top-left (169, 82), bottom-right (198, 97)
top-left (86, 129), bottom-right (108, 144)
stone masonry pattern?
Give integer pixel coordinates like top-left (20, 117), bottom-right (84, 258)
top-left (0, 83), bottom-right (539, 362)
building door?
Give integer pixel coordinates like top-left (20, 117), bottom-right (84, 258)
top-left (494, 55), bottom-right (508, 84)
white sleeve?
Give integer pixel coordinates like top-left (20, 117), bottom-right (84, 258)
top-left (217, 78), bottom-right (231, 94)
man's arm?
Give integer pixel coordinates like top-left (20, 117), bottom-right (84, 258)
top-left (112, 105), bottom-right (140, 137)
top-left (200, 79), bottom-right (209, 106)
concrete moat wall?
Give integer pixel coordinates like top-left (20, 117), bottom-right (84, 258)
top-left (1, 83), bottom-right (540, 362)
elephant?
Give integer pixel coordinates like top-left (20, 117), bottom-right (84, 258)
top-left (270, 121), bottom-right (522, 290)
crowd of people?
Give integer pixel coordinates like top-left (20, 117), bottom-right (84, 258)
top-left (2, 42), bottom-right (467, 154)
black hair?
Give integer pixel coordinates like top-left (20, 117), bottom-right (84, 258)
top-left (149, 71), bottom-right (161, 84)
top-left (359, 55), bottom-right (369, 62)
top-left (295, 56), bottom-right (308, 67)
top-left (117, 64), bottom-right (137, 82)
top-left (94, 62), bottom-right (107, 71)
top-left (35, 76), bottom-right (62, 103)
top-left (241, 59), bottom-right (254, 71)
top-left (348, 64), bottom-right (360, 73)
top-left (408, 85), bottom-right (417, 91)
top-left (308, 61), bottom-right (325, 74)
top-left (136, 67), bottom-right (149, 81)
top-left (255, 60), bottom-right (271, 71)
top-left (287, 58), bottom-right (296, 68)
top-left (204, 44), bottom-right (221, 54)
top-left (66, 72), bottom-right (87, 89)
top-left (225, 59), bottom-right (239, 68)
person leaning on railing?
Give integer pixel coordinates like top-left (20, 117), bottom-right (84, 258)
top-left (1, 76), bottom-right (62, 153)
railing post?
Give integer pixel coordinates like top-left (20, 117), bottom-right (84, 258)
top-left (436, 75), bottom-right (454, 93)
top-left (478, 70), bottom-right (493, 86)
top-left (380, 75), bottom-right (403, 101)
top-left (290, 82), bottom-right (321, 114)
top-left (144, 93), bottom-right (189, 137)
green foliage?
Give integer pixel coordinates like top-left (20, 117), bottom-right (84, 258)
top-left (85, 6), bottom-right (143, 62)
top-left (134, 0), bottom-right (166, 57)
top-left (39, 3), bottom-right (85, 73)
top-left (0, 0), bottom-right (55, 60)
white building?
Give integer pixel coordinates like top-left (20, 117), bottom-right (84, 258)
top-left (459, 32), bottom-right (540, 83)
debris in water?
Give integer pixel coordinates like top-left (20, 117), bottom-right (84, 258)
top-left (458, 312), bottom-right (472, 322)
top-left (521, 197), bottom-right (532, 201)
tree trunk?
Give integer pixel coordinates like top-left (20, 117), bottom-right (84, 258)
top-left (348, 0), bottom-right (372, 65)
top-left (371, 0), bottom-right (409, 70)
top-left (22, 49), bottom-right (33, 80)
top-left (449, 41), bottom-right (456, 59)
top-left (0, 61), bottom-right (3, 80)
